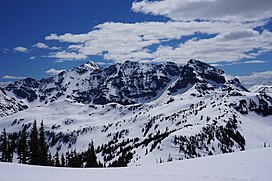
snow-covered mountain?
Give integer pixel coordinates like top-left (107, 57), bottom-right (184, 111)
top-left (0, 59), bottom-right (272, 166)
top-left (0, 88), bottom-right (28, 117)
top-left (4, 59), bottom-right (240, 106)
top-left (250, 85), bottom-right (272, 95)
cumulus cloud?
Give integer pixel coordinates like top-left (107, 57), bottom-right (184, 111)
top-left (49, 51), bottom-right (88, 61)
top-left (32, 42), bottom-right (49, 49)
top-left (237, 70), bottom-right (272, 88)
top-left (45, 20), bottom-right (272, 64)
top-left (132, 0), bottom-right (272, 21)
top-left (2, 75), bottom-right (26, 80)
top-left (29, 56), bottom-right (36, 60)
top-left (151, 29), bottom-right (272, 63)
top-left (14, 47), bottom-right (29, 53)
top-left (32, 42), bottom-right (60, 50)
top-left (45, 68), bottom-right (65, 76)
top-left (42, 1), bottom-right (272, 65)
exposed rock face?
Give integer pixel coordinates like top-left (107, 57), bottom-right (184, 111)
top-left (4, 59), bottom-right (241, 105)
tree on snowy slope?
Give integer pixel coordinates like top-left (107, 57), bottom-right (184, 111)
top-left (29, 120), bottom-right (51, 166)
top-left (29, 120), bottom-right (40, 165)
top-left (1, 128), bottom-right (8, 162)
top-left (65, 149), bottom-right (83, 167)
top-left (85, 141), bottom-right (98, 167)
top-left (17, 126), bottom-right (28, 164)
top-left (61, 153), bottom-right (65, 167)
top-left (39, 121), bottom-right (49, 166)
top-left (8, 133), bottom-right (17, 162)
top-left (55, 151), bottom-right (61, 167)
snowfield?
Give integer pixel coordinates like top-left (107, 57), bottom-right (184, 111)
top-left (1, 147), bottom-right (272, 181)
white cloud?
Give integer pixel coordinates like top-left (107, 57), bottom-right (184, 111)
top-left (49, 51), bottom-right (87, 61)
top-left (244, 60), bottom-right (267, 64)
top-left (45, 33), bottom-right (90, 43)
top-left (2, 75), bottom-right (26, 80)
top-left (32, 42), bottom-right (60, 50)
top-left (45, 68), bottom-right (65, 76)
top-left (51, 46), bottom-right (61, 50)
top-left (221, 60), bottom-right (268, 66)
top-left (14, 47), bottom-right (29, 53)
top-left (32, 42), bottom-right (49, 49)
top-left (237, 70), bottom-right (272, 88)
top-left (2, 48), bottom-right (9, 54)
top-left (132, 0), bottom-right (272, 22)
top-left (43, 1), bottom-right (272, 65)
top-left (29, 56), bottom-right (36, 60)
top-left (95, 62), bottom-right (113, 65)
top-left (150, 29), bottom-right (272, 63)
top-left (45, 20), bottom-right (272, 64)
top-left (0, 81), bottom-right (11, 88)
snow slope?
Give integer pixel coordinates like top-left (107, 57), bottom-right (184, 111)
top-left (1, 147), bottom-right (272, 181)
top-left (250, 85), bottom-right (272, 96)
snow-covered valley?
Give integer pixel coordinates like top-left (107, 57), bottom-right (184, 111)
top-left (1, 147), bottom-right (272, 181)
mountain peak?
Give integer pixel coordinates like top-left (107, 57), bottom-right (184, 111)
top-left (187, 59), bottom-right (201, 64)
top-left (187, 59), bottom-right (223, 72)
top-left (185, 59), bottom-right (225, 84)
top-left (84, 60), bottom-right (102, 70)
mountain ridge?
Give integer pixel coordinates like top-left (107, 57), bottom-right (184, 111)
top-left (0, 59), bottom-right (272, 166)
top-left (3, 59), bottom-right (247, 106)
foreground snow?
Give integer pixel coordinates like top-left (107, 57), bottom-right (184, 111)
top-left (1, 148), bottom-right (272, 181)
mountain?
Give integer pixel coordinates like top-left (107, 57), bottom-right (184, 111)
top-left (3, 59), bottom-right (236, 105)
top-left (0, 88), bottom-right (28, 117)
top-left (0, 59), bottom-right (272, 166)
top-left (249, 85), bottom-right (272, 94)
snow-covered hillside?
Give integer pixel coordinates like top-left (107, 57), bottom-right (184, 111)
top-left (1, 147), bottom-right (272, 181)
top-left (0, 59), bottom-right (272, 166)
top-left (250, 85), bottom-right (272, 95)
top-left (0, 88), bottom-right (28, 117)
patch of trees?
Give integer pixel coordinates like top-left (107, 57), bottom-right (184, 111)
top-left (1, 120), bottom-right (50, 165)
top-left (0, 121), bottom-right (102, 168)
top-left (234, 96), bottom-right (272, 116)
top-left (97, 137), bottom-right (137, 166)
top-left (173, 114), bottom-right (245, 159)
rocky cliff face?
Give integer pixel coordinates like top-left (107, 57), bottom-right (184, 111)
top-left (4, 59), bottom-right (247, 105)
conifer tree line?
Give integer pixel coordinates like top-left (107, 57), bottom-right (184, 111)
top-left (0, 120), bottom-right (103, 168)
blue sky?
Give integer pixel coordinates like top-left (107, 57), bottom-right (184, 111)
top-left (1, 0), bottom-right (272, 87)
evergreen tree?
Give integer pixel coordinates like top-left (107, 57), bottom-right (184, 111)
top-left (17, 126), bottom-right (28, 164)
top-left (29, 120), bottom-right (40, 165)
top-left (9, 133), bottom-right (17, 162)
top-left (167, 153), bottom-right (172, 162)
top-left (85, 141), bottom-right (98, 168)
top-left (48, 152), bottom-right (54, 166)
top-left (61, 153), bottom-right (65, 167)
top-left (7, 141), bottom-right (13, 162)
top-left (71, 149), bottom-right (82, 167)
top-left (1, 128), bottom-right (8, 162)
top-left (39, 121), bottom-right (49, 166)
top-left (55, 151), bottom-right (60, 167)
top-left (66, 151), bottom-right (71, 167)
